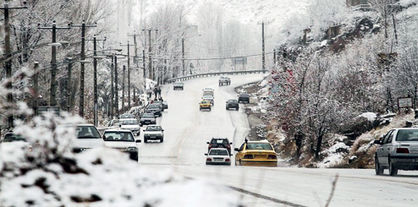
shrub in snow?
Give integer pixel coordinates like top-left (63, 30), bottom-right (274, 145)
top-left (0, 113), bottom-right (241, 207)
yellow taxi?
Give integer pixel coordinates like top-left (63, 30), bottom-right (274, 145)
top-left (199, 100), bottom-right (211, 111)
top-left (234, 140), bottom-right (278, 167)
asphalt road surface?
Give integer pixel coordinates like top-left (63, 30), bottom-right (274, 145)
top-left (138, 74), bottom-right (418, 207)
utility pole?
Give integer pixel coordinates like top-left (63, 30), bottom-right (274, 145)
top-left (90, 36), bottom-right (106, 126)
top-left (110, 55), bottom-right (114, 119)
top-left (148, 29), bottom-right (153, 80)
top-left (66, 58), bottom-right (73, 112)
top-left (1, 2), bottom-right (27, 128)
top-left (71, 21), bottom-right (97, 117)
top-left (273, 49), bottom-right (276, 65)
top-left (128, 33), bottom-right (141, 67)
top-left (122, 65), bottom-right (126, 111)
top-left (38, 21), bottom-right (71, 107)
top-left (114, 55), bottom-right (119, 118)
top-left (33, 62), bottom-right (39, 114)
top-left (120, 41), bottom-right (134, 109)
top-left (262, 21), bottom-right (266, 72)
top-left (142, 49), bottom-right (146, 91)
top-left (182, 38), bottom-right (185, 76)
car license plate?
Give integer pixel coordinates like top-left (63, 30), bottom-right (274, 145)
top-left (214, 158), bottom-right (223, 161)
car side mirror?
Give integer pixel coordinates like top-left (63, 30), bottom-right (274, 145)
top-left (204, 153), bottom-right (208, 156)
top-left (230, 142), bottom-right (233, 145)
top-left (234, 148), bottom-right (240, 152)
top-left (374, 140), bottom-right (382, 145)
top-left (136, 140), bottom-right (141, 143)
top-left (162, 129), bottom-right (165, 132)
top-left (206, 142), bottom-right (210, 144)
top-left (119, 124), bottom-right (122, 127)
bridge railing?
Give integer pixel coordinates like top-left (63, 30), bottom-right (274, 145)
top-left (166, 69), bottom-right (267, 83)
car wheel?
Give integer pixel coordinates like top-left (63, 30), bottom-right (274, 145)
top-left (389, 158), bottom-right (398, 176)
top-left (375, 155), bottom-right (384, 175)
top-left (160, 138), bottom-right (164, 143)
top-left (144, 139), bottom-right (148, 143)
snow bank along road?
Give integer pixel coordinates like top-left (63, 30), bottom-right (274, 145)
top-left (138, 74), bottom-right (418, 207)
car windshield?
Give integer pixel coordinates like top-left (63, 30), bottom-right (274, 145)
top-left (3, 134), bottom-right (26, 142)
top-left (209, 149), bottom-right (228, 155)
top-left (174, 83), bottom-right (183, 86)
top-left (142, 113), bottom-right (154, 118)
top-left (148, 104), bottom-right (161, 109)
top-left (201, 101), bottom-right (209, 104)
top-left (246, 143), bottom-right (273, 150)
top-left (396, 129), bottom-right (418, 141)
top-left (146, 126), bottom-right (162, 131)
top-left (121, 119), bottom-right (138, 125)
top-left (203, 96), bottom-right (213, 100)
top-left (120, 114), bottom-right (134, 119)
top-left (103, 132), bottom-right (134, 142)
top-left (77, 126), bottom-right (101, 139)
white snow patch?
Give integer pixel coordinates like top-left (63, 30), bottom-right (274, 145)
top-left (359, 112), bottom-right (377, 122)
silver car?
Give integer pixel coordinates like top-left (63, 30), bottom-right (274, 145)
top-left (374, 128), bottom-right (418, 176)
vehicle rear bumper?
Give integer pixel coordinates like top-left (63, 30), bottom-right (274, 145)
top-left (240, 160), bottom-right (277, 167)
top-left (206, 161), bottom-right (231, 165)
top-left (391, 155), bottom-right (418, 170)
top-left (144, 135), bottom-right (163, 140)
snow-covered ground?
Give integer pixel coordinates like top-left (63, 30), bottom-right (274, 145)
top-left (139, 74), bottom-right (418, 207)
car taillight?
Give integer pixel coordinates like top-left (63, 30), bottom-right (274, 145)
top-left (396, 148), bottom-right (409, 153)
top-left (206, 158), bottom-right (212, 161)
top-left (243, 154), bottom-right (253, 159)
top-left (226, 145), bottom-right (230, 148)
top-left (268, 155), bottom-right (277, 159)
top-left (225, 158), bottom-right (230, 162)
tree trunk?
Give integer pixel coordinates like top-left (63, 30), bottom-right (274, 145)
top-left (315, 133), bottom-right (324, 160)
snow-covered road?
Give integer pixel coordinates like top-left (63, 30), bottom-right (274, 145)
top-left (138, 74), bottom-right (418, 207)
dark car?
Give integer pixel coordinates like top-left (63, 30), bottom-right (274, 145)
top-left (226, 99), bottom-right (239, 110)
top-left (154, 101), bottom-right (168, 111)
top-left (173, 82), bottom-right (184, 90)
top-left (238, 93), bottom-right (250, 104)
top-left (207, 138), bottom-right (233, 155)
top-left (1, 132), bottom-right (26, 143)
top-left (146, 104), bottom-right (162, 117)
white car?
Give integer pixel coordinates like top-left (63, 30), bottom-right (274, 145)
top-left (119, 118), bottom-right (141, 136)
top-left (203, 88), bottom-right (214, 97)
top-left (73, 124), bottom-right (104, 152)
top-left (143, 125), bottom-right (164, 143)
top-left (103, 129), bottom-right (141, 161)
top-left (205, 148), bottom-right (231, 165)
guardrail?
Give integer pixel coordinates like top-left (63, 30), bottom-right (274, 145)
top-left (167, 69), bottom-right (267, 83)
top-left (352, 3), bottom-right (372, 11)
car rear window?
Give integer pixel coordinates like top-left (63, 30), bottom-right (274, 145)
top-left (211, 139), bottom-right (228, 144)
top-left (77, 126), bottom-right (101, 139)
top-left (246, 143), bottom-right (273, 150)
top-left (209, 149), bottom-right (228, 155)
top-left (146, 126), bottom-right (162, 131)
top-left (104, 132), bottom-right (134, 142)
top-left (396, 129), bottom-right (418, 141)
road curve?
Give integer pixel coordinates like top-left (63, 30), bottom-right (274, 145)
top-left (139, 74), bottom-right (418, 207)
